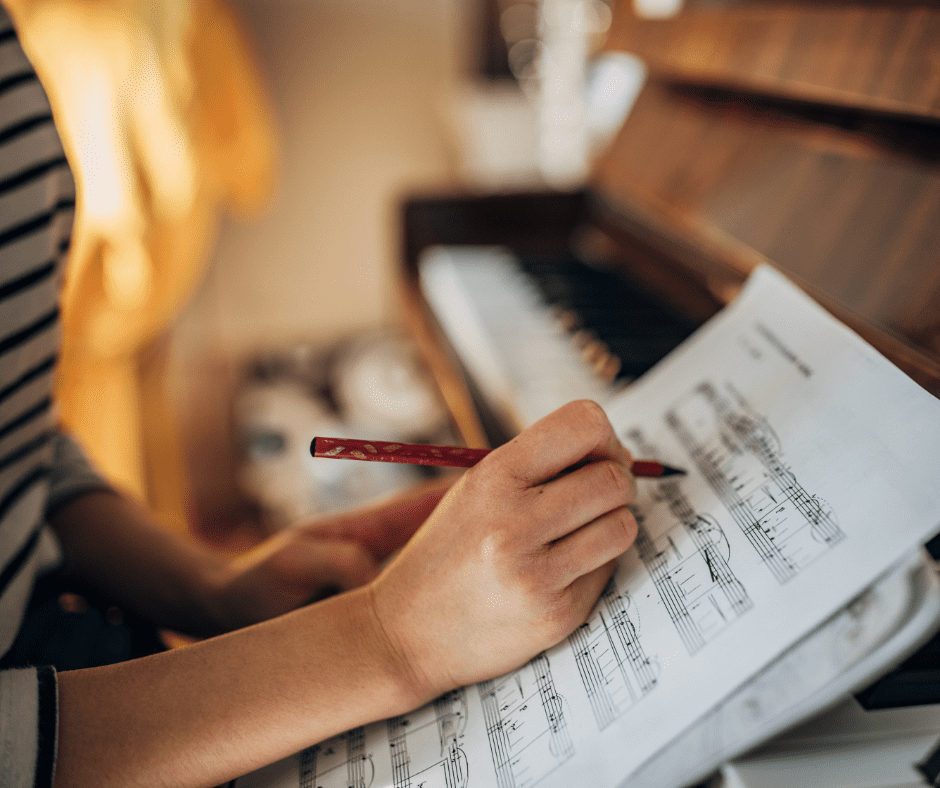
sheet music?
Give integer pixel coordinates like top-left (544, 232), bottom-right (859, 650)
top-left (236, 266), bottom-right (940, 788)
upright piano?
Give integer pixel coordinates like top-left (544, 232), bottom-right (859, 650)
top-left (396, 0), bottom-right (940, 780)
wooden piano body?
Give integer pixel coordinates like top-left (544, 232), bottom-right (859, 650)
top-left (397, 0), bottom-right (940, 721)
top-left (399, 0), bottom-right (940, 453)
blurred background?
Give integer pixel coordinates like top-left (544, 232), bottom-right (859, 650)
top-left (10, 0), bottom-right (661, 551)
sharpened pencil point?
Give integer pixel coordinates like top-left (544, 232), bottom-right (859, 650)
top-left (658, 464), bottom-right (686, 477)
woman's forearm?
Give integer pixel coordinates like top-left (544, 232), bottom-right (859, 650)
top-left (48, 490), bottom-right (233, 637)
top-left (46, 478), bottom-right (455, 638)
top-left (54, 586), bottom-right (424, 788)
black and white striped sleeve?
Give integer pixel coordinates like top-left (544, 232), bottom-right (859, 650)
top-left (0, 7), bottom-right (109, 787)
top-left (0, 665), bottom-right (57, 788)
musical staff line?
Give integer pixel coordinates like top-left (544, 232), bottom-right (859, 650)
top-left (667, 382), bottom-right (844, 584)
top-left (569, 578), bottom-right (659, 730)
top-left (627, 427), bottom-right (752, 656)
top-left (299, 728), bottom-right (373, 788)
top-left (478, 654), bottom-right (573, 788)
top-left (387, 689), bottom-right (469, 788)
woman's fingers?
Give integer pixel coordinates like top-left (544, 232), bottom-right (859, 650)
top-left (547, 507), bottom-right (638, 588)
top-left (528, 458), bottom-right (637, 545)
top-left (567, 560), bottom-right (620, 617)
top-left (490, 400), bottom-right (633, 488)
top-left (297, 476), bottom-right (455, 560)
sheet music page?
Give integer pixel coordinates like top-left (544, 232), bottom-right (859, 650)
top-left (236, 265), bottom-right (940, 788)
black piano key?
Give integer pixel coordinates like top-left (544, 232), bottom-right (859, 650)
top-left (855, 624), bottom-right (940, 709)
top-left (570, 313), bottom-right (696, 339)
top-left (916, 735), bottom-right (940, 785)
top-left (517, 254), bottom-right (700, 380)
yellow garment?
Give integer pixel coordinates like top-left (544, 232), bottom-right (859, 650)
top-left (8, 0), bottom-right (276, 528)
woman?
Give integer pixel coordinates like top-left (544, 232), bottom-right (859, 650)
top-left (0, 6), bottom-right (638, 786)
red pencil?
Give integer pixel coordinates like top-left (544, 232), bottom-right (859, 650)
top-left (311, 436), bottom-right (685, 477)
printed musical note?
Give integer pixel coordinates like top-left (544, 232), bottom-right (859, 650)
top-left (624, 427), bottom-right (753, 655)
top-left (387, 690), bottom-right (469, 788)
top-left (478, 654), bottom-right (573, 788)
top-left (569, 578), bottom-right (659, 730)
top-left (667, 382), bottom-right (843, 583)
top-left (299, 728), bottom-right (373, 788)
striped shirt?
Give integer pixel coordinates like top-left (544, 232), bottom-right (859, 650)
top-left (1, 8), bottom-right (111, 787)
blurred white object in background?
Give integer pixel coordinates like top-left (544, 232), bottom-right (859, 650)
top-left (448, 83), bottom-right (542, 188)
top-left (236, 378), bottom-right (420, 528)
top-left (536, 0), bottom-right (595, 186)
top-left (536, 0), bottom-right (647, 185)
top-left (585, 51), bottom-right (646, 154)
top-left (330, 329), bottom-right (450, 442)
top-left (450, 0), bottom-right (643, 190)
top-left (632, 0), bottom-right (684, 20)
top-left (234, 331), bottom-right (450, 530)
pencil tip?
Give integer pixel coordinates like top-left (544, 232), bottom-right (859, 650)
top-left (310, 437), bottom-right (318, 456)
top-left (659, 465), bottom-right (686, 477)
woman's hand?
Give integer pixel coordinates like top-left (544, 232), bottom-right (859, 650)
top-left (369, 400), bottom-right (638, 702)
top-left (209, 476), bottom-right (455, 632)
top-left (50, 405), bottom-right (636, 787)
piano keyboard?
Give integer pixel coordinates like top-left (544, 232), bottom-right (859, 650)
top-left (418, 246), bottom-right (699, 434)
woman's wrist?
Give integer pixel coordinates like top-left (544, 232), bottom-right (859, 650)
top-left (362, 582), bottom-right (441, 711)
top-left (289, 584), bottom-right (434, 727)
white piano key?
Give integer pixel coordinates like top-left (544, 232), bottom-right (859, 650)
top-left (419, 246), bottom-right (611, 431)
